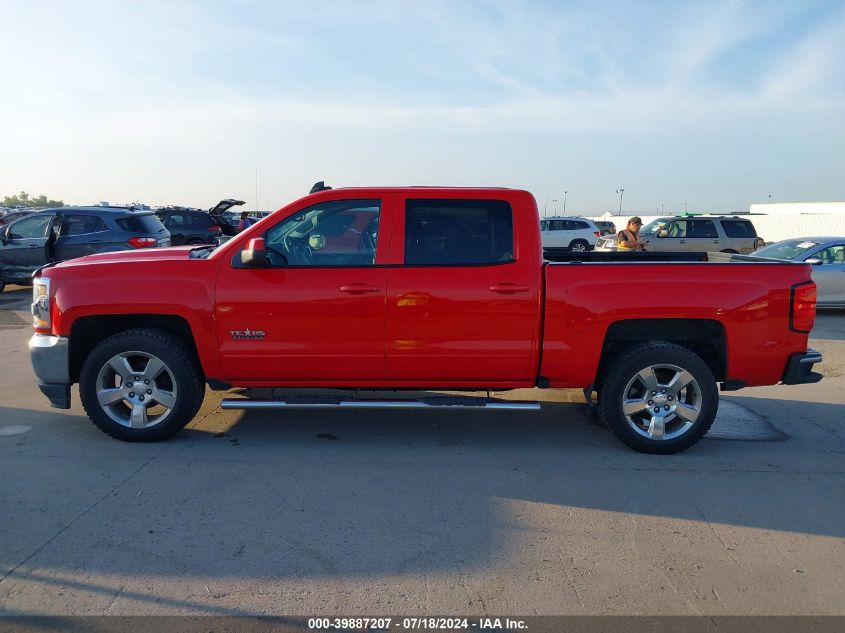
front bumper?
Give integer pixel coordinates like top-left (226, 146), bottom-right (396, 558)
top-left (29, 334), bottom-right (71, 409)
top-left (781, 349), bottom-right (823, 385)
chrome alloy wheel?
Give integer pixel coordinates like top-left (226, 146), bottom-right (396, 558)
top-left (621, 363), bottom-right (702, 440)
top-left (95, 351), bottom-right (178, 428)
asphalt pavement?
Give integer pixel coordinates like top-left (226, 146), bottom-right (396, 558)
top-left (0, 284), bottom-right (843, 615)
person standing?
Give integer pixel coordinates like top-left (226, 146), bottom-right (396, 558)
top-left (237, 212), bottom-right (253, 232)
top-left (617, 216), bottom-right (646, 251)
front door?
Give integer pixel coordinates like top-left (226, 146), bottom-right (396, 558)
top-left (215, 198), bottom-right (389, 383)
top-left (0, 213), bottom-right (53, 280)
top-left (386, 196), bottom-right (539, 384)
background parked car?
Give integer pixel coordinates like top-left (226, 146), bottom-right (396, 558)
top-left (595, 215), bottom-right (763, 254)
top-left (540, 216), bottom-right (601, 252)
top-left (0, 206), bottom-right (170, 292)
top-left (595, 220), bottom-right (616, 236)
top-left (0, 209), bottom-right (35, 227)
top-left (154, 208), bottom-right (226, 245)
top-left (753, 237), bottom-right (845, 308)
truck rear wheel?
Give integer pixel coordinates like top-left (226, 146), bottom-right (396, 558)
top-left (598, 341), bottom-right (718, 454)
top-left (79, 328), bottom-right (204, 442)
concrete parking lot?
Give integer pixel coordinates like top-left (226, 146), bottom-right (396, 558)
top-left (0, 284), bottom-right (843, 615)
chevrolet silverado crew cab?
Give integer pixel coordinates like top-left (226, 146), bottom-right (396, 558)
top-left (29, 186), bottom-right (822, 453)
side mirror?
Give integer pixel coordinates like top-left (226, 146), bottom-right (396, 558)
top-left (805, 258), bottom-right (823, 266)
top-left (658, 229), bottom-right (668, 238)
top-left (240, 237), bottom-right (268, 267)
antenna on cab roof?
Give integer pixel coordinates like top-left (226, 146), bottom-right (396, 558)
top-left (309, 181), bottom-right (332, 194)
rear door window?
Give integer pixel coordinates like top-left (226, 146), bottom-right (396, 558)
top-left (117, 214), bottom-right (167, 234)
top-left (691, 220), bottom-right (718, 238)
top-left (61, 214), bottom-right (108, 236)
top-left (404, 199), bottom-right (513, 265)
top-left (721, 220), bottom-right (758, 238)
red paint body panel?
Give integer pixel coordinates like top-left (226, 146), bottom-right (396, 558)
top-left (539, 263), bottom-right (811, 387)
top-left (47, 249), bottom-right (224, 380)
top-left (37, 187), bottom-right (815, 392)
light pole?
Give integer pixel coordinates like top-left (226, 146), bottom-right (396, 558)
top-left (684, 202), bottom-right (687, 213)
top-left (615, 188), bottom-right (624, 214)
top-left (544, 196), bottom-right (548, 217)
top-left (552, 199), bottom-right (558, 214)
top-left (768, 193), bottom-right (772, 204)
top-left (563, 190), bottom-right (568, 215)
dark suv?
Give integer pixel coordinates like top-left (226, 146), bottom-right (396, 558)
top-left (0, 206), bottom-right (170, 292)
top-left (155, 208), bottom-right (226, 245)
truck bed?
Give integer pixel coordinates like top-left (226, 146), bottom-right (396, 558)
top-left (542, 249), bottom-right (795, 264)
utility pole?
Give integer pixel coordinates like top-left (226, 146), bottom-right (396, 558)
top-left (768, 193), bottom-right (772, 204)
top-left (563, 190), bottom-right (568, 214)
top-left (616, 188), bottom-right (624, 214)
top-left (544, 195), bottom-right (548, 217)
top-left (684, 202), bottom-right (687, 213)
top-left (552, 199), bottom-right (558, 214)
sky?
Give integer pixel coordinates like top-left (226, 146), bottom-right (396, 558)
top-left (1, 0), bottom-right (843, 214)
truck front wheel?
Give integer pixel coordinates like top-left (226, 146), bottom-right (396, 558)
top-left (79, 328), bottom-right (204, 441)
top-left (598, 341), bottom-right (718, 454)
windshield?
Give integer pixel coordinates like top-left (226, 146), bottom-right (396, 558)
top-left (754, 240), bottom-right (820, 260)
top-left (641, 219), bottom-right (667, 236)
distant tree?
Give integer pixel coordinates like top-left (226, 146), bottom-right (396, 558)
top-left (3, 191), bottom-right (64, 208)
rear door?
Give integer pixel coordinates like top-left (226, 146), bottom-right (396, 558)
top-left (685, 219), bottom-right (721, 251)
top-left (53, 213), bottom-right (111, 260)
top-left (385, 195), bottom-right (539, 384)
top-left (0, 213), bottom-right (53, 280)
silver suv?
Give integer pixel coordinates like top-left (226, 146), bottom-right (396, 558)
top-left (595, 215), bottom-right (764, 254)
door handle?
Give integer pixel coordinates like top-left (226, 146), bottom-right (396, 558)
top-left (489, 283), bottom-right (530, 294)
top-left (339, 283), bottom-right (381, 294)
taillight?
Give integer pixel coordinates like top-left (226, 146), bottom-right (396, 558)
top-left (128, 237), bottom-right (157, 248)
top-left (790, 281), bottom-right (816, 333)
top-left (594, 231), bottom-right (601, 237)
top-left (208, 225), bottom-right (221, 232)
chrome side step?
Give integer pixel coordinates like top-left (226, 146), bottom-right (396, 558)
top-left (220, 398), bottom-right (541, 411)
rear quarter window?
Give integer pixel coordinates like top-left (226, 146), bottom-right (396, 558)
top-left (721, 220), bottom-right (757, 238)
top-left (116, 214), bottom-right (167, 233)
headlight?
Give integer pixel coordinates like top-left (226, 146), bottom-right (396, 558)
top-left (32, 277), bottom-right (51, 329)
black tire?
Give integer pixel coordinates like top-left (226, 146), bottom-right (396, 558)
top-left (597, 341), bottom-right (718, 454)
top-left (79, 328), bottom-right (204, 442)
top-left (569, 239), bottom-right (590, 253)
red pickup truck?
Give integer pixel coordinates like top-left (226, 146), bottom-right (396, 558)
top-left (29, 186), bottom-right (822, 453)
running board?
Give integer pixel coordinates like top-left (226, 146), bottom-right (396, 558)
top-left (220, 397), bottom-right (541, 411)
